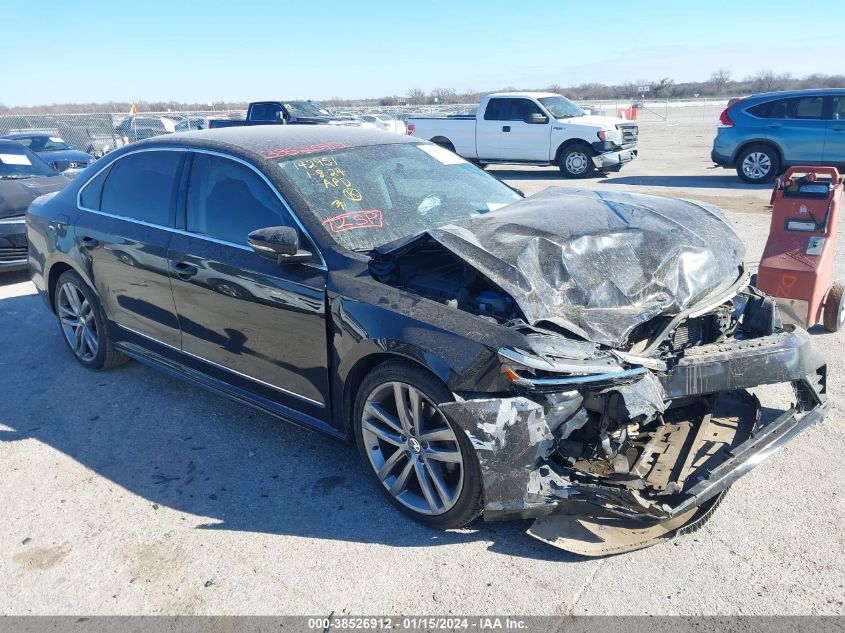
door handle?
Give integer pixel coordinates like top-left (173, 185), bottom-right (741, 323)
top-left (79, 236), bottom-right (99, 248)
top-left (767, 123), bottom-right (782, 129)
top-left (169, 261), bottom-right (198, 279)
top-left (502, 125), bottom-right (511, 132)
top-left (831, 126), bottom-right (845, 131)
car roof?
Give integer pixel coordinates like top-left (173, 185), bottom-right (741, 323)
top-left (747, 88), bottom-right (845, 100)
top-left (137, 125), bottom-right (420, 157)
top-left (2, 132), bottom-right (55, 139)
top-left (487, 91), bottom-right (561, 99)
top-left (0, 138), bottom-right (30, 147)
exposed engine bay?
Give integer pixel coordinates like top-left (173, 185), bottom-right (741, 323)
top-left (369, 187), bottom-right (828, 554)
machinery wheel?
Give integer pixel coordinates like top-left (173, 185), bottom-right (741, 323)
top-left (823, 282), bottom-right (845, 332)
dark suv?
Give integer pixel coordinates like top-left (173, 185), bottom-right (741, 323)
top-left (711, 89), bottom-right (845, 183)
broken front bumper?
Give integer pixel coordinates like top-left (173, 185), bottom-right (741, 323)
top-left (440, 326), bottom-right (828, 522)
top-left (592, 146), bottom-right (638, 170)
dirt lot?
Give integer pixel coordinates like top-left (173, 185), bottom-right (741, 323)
top-left (1, 108), bottom-right (844, 616)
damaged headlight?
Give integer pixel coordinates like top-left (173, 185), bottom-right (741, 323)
top-left (498, 347), bottom-right (646, 389)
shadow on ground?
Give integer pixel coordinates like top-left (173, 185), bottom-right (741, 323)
top-left (598, 174), bottom-right (772, 190)
top-left (0, 290), bottom-right (581, 562)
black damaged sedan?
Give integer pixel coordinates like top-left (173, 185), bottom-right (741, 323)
top-left (27, 127), bottom-right (828, 554)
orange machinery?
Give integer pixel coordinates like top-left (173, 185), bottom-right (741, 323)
top-left (757, 167), bottom-right (844, 332)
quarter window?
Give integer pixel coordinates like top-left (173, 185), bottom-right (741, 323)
top-left (186, 153), bottom-right (293, 245)
top-left (832, 97), bottom-right (845, 121)
top-left (99, 151), bottom-right (182, 226)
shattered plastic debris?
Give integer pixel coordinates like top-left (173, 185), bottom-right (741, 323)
top-left (422, 187), bottom-right (745, 347)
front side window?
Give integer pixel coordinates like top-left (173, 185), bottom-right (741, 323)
top-left (187, 153), bottom-right (292, 245)
top-left (99, 150), bottom-right (182, 226)
top-left (276, 143), bottom-right (522, 252)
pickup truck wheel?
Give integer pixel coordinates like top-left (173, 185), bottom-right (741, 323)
top-left (736, 144), bottom-right (780, 184)
top-left (559, 144), bottom-right (596, 178)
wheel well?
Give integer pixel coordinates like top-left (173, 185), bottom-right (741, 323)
top-left (733, 140), bottom-right (783, 165)
top-left (47, 262), bottom-right (74, 313)
top-left (341, 352), bottom-right (448, 438)
top-left (554, 138), bottom-right (593, 163)
top-left (429, 137), bottom-right (455, 151)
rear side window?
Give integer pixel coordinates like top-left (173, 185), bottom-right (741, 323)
top-left (832, 97), bottom-right (845, 121)
top-left (746, 102), bottom-right (772, 118)
top-left (186, 153), bottom-right (293, 245)
top-left (250, 103), bottom-right (282, 122)
top-left (484, 99), bottom-right (510, 121)
top-left (99, 151), bottom-right (182, 227)
top-left (766, 96), bottom-right (825, 120)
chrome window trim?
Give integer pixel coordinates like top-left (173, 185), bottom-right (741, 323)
top-left (75, 145), bottom-right (328, 271)
top-left (115, 323), bottom-right (325, 408)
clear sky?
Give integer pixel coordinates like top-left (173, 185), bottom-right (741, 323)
top-left (0, 0), bottom-right (836, 106)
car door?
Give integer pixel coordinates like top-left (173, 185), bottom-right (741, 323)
top-left (824, 95), bottom-right (845, 165)
top-left (475, 98), bottom-right (517, 160)
top-left (763, 95), bottom-right (827, 164)
top-left (167, 150), bottom-right (330, 420)
top-left (74, 149), bottom-right (184, 348)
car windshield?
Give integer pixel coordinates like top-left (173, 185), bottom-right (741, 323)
top-left (277, 143), bottom-right (522, 252)
top-left (0, 144), bottom-right (57, 178)
top-left (538, 96), bottom-right (584, 118)
top-left (20, 136), bottom-right (73, 152)
top-left (285, 101), bottom-right (333, 118)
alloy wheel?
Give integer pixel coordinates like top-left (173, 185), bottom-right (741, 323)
top-left (741, 152), bottom-right (771, 180)
top-left (361, 382), bottom-right (464, 516)
top-left (57, 281), bottom-right (99, 362)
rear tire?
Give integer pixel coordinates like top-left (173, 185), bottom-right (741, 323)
top-left (736, 144), bottom-right (780, 184)
top-left (54, 270), bottom-right (127, 370)
top-left (823, 282), bottom-right (845, 332)
top-left (558, 143), bottom-right (596, 178)
top-left (353, 360), bottom-right (483, 529)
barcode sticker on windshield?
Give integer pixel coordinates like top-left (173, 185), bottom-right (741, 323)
top-left (0, 153), bottom-right (31, 165)
top-left (417, 144), bottom-right (465, 165)
top-left (49, 137), bottom-right (64, 143)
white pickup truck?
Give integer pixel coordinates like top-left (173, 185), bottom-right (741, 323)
top-left (407, 92), bottom-right (638, 178)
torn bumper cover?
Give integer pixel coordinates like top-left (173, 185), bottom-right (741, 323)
top-left (440, 326), bottom-right (828, 522)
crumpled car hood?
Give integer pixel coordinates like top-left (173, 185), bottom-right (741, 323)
top-left (0, 175), bottom-right (68, 219)
top-left (396, 187), bottom-right (745, 348)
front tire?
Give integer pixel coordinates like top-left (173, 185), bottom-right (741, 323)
top-left (823, 282), bottom-right (845, 332)
top-left (54, 270), bottom-right (127, 370)
top-left (736, 144), bottom-right (780, 183)
top-left (353, 361), bottom-right (483, 529)
top-left (558, 143), bottom-right (596, 178)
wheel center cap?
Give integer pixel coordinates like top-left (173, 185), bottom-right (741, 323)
top-left (408, 437), bottom-right (422, 453)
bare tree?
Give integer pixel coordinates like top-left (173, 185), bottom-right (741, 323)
top-left (406, 88), bottom-right (427, 105)
top-left (431, 87), bottom-right (458, 104)
top-left (652, 77), bottom-right (675, 97)
top-left (754, 69), bottom-right (778, 92)
top-left (709, 68), bottom-right (731, 94)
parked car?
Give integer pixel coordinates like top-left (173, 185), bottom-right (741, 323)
top-left (56, 115), bottom-right (124, 157)
top-left (114, 116), bottom-right (177, 143)
top-left (0, 140), bottom-right (68, 271)
top-left (1, 133), bottom-right (95, 172)
top-left (407, 92), bottom-right (639, 177)
top-left (360, 114), bottom-right (407, 134)
top-left (27, 126), bottom-right (827, 553)
top-left (208, 100), bottom-right (363, 129)
top-left (712, 88), bottom-right (845, 183)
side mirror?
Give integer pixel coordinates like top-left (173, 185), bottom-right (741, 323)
top-left (247, 226), bottom-right (312, 263)
top-left (528, 113), bottom-right (549, 125)
top-left (275, 111), bottom-right (287, 125)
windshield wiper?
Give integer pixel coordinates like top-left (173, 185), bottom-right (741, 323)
top-left (0, 174), bottom-right (36, 180)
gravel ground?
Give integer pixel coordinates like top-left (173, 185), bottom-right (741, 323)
top-left (1, 109), bottom-right (843, 615)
